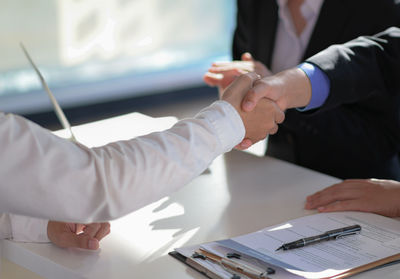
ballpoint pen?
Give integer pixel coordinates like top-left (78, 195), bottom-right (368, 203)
top-left (275, 224), bottom-right (361, 251)
top-left (20, 42), bottom-right (77, 142)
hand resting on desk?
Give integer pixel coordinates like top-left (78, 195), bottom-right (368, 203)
top-left (305, 179), bottom-right (400, 217)
top-left (47, 221), bottom-right (110, 250)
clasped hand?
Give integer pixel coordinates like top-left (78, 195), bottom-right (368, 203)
top-left (206, 53), bottom-right (313, 149)
top-left (47, 221), bottom-right (110, 250)
top-left (220, 72), bottom-right (285, 149)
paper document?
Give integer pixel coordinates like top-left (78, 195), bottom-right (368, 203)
top-left (217, 212), bottom-right (400, 278)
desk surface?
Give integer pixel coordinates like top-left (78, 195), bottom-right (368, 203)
top-left (3, 113), bottom-right (400, 279)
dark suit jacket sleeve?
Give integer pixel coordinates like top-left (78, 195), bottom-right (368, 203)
top-left (306, 27), bottom-right (400, 112)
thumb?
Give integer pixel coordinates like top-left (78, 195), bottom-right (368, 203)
top-left (57, 232), bottom-right (100, 250)
top-left (241, 80), bottom-right (263, 112)
top-left (241, 52), bottom-right (253, 61)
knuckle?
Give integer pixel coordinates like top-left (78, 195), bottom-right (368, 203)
top-left (278, 112), bottom-right (285, 123)
top-left (269, 125), bottom-right (278, 135)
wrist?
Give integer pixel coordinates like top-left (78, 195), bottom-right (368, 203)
top-left (280, 68), bottom-right (312, 109)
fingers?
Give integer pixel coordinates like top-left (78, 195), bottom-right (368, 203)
top-left (241, 98), bottom-right (283, 143)
top-left (221, 72), bottom-right (262, 106)
top-left (241, 52), bottom-right (272, 78)
top-left (209, 66), bottom-right (249, 74)
top-left (210, 61), bottom-right (253, 71)
top-left (260, 100), bottom-right (283, 136)
top-left (305, 183), bottom-right (362, 210)
top-left (241, 80), bottom-right (270, 112)
top-left (203, 72), bottom-right (224, 87)
top-left (227, 72), bottom-right (261, 95)
top-left (222, 72), bottom-right (284, 142)
top-left (317, 200), bottom-right (366, 213)
top-left (203, 69), bottom-right (244, 90)
top-left (61, 232), bottom-right (100, 250)
top-left (94, 223), bottom-right (111, 241)
top-left (242, 67), bottom-right (311, 112)
top-left (275, 108), bottom-right (285, 124)
top-left (269, 124), bottom-right (279, 135)
top-left (306, 179), bottom-right (400, 217)
top-left (204, 56), bottom-right (258, 90)
top-left (47, 221), bottom-right (100, 250)
top-left (48, 222), bottom-right (111, 250)
top-left (241, 77), bottom-right (285, 112)
top-left (235, 138), bottom-right (253, 150)
top-left (83, 222), bottom-right (111, 241)
top-left (82, 223), bottom-right (101, 238)
top-left (241, 52), bottom-right (253, 61)
top-left (305, 179), bottom-right (376, 210)
top-left (75, 223), bottom-right (86, 234)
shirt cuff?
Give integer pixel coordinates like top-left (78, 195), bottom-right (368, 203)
top-left (9, 214), bottom-right (50, 242)
top-left (297, 62), bottom-right (330, 111)
top-left (197, 100), bottom-right (245, 153)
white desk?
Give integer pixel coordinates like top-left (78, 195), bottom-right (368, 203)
top-left (2, 113), bottom-right (400, 279)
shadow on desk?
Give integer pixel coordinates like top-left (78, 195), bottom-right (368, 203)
top-left (146, 150), bottom-right (339, 263)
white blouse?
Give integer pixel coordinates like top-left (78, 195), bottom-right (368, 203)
top-left (0, 100), bottom-right (244, 243)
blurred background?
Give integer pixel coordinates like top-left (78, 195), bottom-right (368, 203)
top-left (0, 0), bottom-right (236, 128)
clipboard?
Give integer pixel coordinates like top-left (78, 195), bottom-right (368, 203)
top-left (170, 248), bottom-right (400, 279)
top-left (169, 243), bottom-right (295, 279)
top-left (169, 212), bottom-right (400, 279)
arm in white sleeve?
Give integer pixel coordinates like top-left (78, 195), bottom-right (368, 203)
top-left (0, 101), bottom-right (244, 222)
top-left (0, 214), bottom-right (49, 242)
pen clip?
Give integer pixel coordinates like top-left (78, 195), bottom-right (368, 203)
top-left (335, 231), bottom-right (360, 239)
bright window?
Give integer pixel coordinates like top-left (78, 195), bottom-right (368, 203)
top-left (0, 0), bottom-right (235, 114)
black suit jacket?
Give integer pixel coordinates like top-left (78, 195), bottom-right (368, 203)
top-left (307, 27), bottom-right (400, 157)
top-left (233, 0), bottom-right (400, 179)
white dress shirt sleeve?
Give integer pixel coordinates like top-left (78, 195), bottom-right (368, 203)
top-left (0, 100), bottom-right (244, 223)
top-left (0, 214), bottom-right (49, 242)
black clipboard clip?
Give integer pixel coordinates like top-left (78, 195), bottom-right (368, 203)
top-left (192, 249), bottom-right (274, 279)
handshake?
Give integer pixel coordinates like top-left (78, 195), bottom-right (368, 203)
top-left (213, 55), bottom-right (312, 149)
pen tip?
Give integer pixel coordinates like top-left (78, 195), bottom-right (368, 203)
top-left (275, 246), bottom-right (283, 251)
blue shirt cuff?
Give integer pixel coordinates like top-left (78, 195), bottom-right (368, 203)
top-left (297, 62), bottom-right (330, 111)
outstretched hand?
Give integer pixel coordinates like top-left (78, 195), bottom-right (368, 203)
top-left (204, 52), bottom-right (271, 94)
top-left (221, 72), bottom-right (285, 149)
top-left (47, 221), bottom-right (111, 250)
top-left (305, 179), bottom-right (400, 217)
